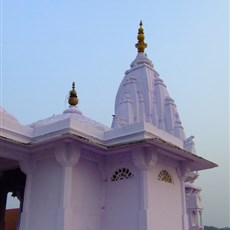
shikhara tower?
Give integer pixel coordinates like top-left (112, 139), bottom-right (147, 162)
top-left (0, 21), bottom-right (217, 230)
top-left (112, 21), bottom-right (193, 152)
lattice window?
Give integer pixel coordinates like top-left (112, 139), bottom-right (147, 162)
top-left (111, 168), bottom-right (134, 181)
top-left (158, 170), bottom-right (173, 183)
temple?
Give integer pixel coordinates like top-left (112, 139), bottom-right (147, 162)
top-left (0, 21), bottom-right (217, 230)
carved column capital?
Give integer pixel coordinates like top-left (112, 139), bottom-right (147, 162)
top-left (19, 157), bottom-right (37, 175)
top-left (132, 147), bottom-right (158, 170)
top-left (55, 142), bottom-right (81, 167)
top-left (177, 163), bottom-right (192, 181)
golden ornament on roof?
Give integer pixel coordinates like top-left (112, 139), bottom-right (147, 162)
top-left (68, 82), bottom-right (78, 106)
top-left (135, 20), bottom-right (147, 53)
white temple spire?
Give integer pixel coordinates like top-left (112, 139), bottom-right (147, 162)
top-left (112, 21), bottom-right (195, 152)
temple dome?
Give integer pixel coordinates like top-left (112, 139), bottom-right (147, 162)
top-left (30, 106), bottom-right (109, 132)
top-left (0, 106), bottom-right (33, 143)
top-left (0, 106), bottom-right (20, 124)
top-left (29, 83), bottom-right (110, 141)
top-left (112, 22), bottom-right (195, 153)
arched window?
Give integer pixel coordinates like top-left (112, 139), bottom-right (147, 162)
top-left (111, 168), bottom-right (134, 181)
top-left (158, 170), bottom-right (173, 183)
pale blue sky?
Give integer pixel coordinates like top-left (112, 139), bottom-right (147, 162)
top-left (1, 0), bottom-right (229, 227)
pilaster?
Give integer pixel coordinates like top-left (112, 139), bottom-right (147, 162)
top-left (97, 158), bottom-right (106, 230)
top-left (19, 157), bottom-right (37, 230)
top-left (177, 163), bottom-right (191, 230)
top-left (55, 142), bottom-right (81, 230)
top-left (132, 147), bottom-right (158, 230)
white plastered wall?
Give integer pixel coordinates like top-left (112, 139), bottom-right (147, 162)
top-left (26, 157), bottom-right (62, 230)
top-left (71, 157), bottom-right (103, 230)
top-left (149, 163), bottom-right (183, 230)
top-left (104, 152), bottom-right (139, 230)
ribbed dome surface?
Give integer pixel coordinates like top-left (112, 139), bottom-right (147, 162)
top-left (112, 52), bottom-right (195, 153)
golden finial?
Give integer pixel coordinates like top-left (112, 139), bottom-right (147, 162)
top-left (135, 20), bottom-right (147, 53)
top-left (68, 82), bottom-right (78, 106)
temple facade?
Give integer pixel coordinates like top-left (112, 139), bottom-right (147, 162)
top-left (0, 21), bottom-right (217, 230)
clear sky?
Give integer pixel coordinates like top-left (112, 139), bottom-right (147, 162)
top-left (1, 0), bottom-right (229, 228)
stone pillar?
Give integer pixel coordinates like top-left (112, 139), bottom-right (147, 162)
top-left (138, 168), bottom-right (149, 230)
top-left (19, 158), bottom-right (37, 230)
top-left (177, 164), bottom-right (191, 230)
top-left (132, 147), bottom-right (158, 230)
top-left (181, 181), bottom-right (189, 230)
top-left (55, 142), bottom-right (81, 230)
